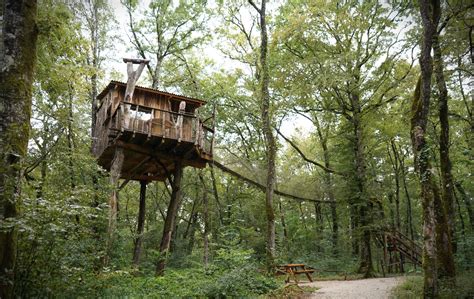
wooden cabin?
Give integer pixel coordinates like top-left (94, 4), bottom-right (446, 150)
top-left (92, 80), bottom-right (214, 181)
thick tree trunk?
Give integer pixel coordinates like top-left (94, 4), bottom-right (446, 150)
top-left (433, 23), bottom-right (457, 261)
top-left (351, 91), bottom-right (374, 278)
top-left (427, 0), bottom-right (456, 280)
top-left (156, 162), bottom-right (183, 275)
top-left (132, 180), bottom-right (147, 268)
top-left (103, 147), bottom-right (124, 266)
top-left (0, 1), bottom-right (38, 297)
top-left (413, 1), bottom-right (440, 294)
top-left (249, 0), bottom-right (276, 271)
top-left (151, 58), bottom-right (162, 89)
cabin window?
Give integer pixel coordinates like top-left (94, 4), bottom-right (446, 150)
top-left (135, 109), bottom-right (153, 121)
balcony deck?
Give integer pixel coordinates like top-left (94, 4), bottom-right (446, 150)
top-left (93, 98), bottom-right (213, 181)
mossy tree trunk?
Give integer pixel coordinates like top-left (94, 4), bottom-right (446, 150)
top-left (414, 1), bottom-right (442, 295)
top-left (350, 88), bottom-right (374, 278)
top-left (0, 1), bottom-right (38, 297)
top-left (248, 0), bottom-right (276, 272)
top-left (432, 2), bottom-right (456, 276)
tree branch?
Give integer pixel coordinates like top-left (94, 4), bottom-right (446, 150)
top-left (212, 160), bottom-right (334, 204)
top-left (275, 127), bottom-right (343, 175)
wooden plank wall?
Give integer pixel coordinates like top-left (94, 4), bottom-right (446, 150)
top-left (92, 85), bottom-right (211, 159)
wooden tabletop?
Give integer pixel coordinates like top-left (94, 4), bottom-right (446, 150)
top-left (278, 263), bottom-right (307, 269)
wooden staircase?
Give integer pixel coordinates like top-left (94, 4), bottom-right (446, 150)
top-left (375, 228), bottom-right (422, 268)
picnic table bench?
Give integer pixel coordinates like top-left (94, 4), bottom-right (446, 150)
top-left (276, 263), bottom-right (316, 283)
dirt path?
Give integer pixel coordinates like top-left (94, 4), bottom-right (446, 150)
top-left (306, 277), bottom-right (406, 299)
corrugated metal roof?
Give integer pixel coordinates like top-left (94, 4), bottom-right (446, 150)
top-left (97, 80), bottom-right (207, 105)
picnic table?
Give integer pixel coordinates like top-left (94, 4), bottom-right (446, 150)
top-left (276, 263), bottom-right (316, 283)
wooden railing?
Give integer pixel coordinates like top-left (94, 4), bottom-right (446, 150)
top-left (93, 100), bottom-right (214, 158)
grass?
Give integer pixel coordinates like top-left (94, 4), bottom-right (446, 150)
top-left (391, 271), bottom-right (474, 298)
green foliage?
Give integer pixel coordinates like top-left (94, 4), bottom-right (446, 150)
top-left (66, 248), bottom-right (278, 298)
top-left (393, 272), bottom-right (474, 299)
top-left (9, 0), bottom-right (474, 297)
top-left (391, 276), bottom-right (423, 298)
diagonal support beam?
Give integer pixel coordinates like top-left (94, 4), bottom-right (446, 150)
top-left (119, 155), bottom-right (152, 190)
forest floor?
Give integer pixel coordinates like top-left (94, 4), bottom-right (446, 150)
top-left (306, 276), bottom-right (406, 298)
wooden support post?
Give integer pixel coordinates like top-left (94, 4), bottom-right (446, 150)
top-left (156, 161), bottom-right (183, 276)
top-left (103, 146), bottom-right (124, 266)
top-left (123, 58), bottom-right (149, 102)
top-left (132, 180), bottom-right (147, 268)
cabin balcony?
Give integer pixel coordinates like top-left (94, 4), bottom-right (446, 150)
top-left (92, 99), bottom-right (213, 181)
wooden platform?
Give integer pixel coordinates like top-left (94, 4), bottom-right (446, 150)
top-left (97, 131), bottom-right (211, 181)
top-left (92, 81), bottom-right (214, 181)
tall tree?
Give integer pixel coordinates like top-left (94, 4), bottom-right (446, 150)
top-left (0, 0), bottom-right (38, 297)
top-left (248, 0), bottom-right (277, 270)
top-left (413, 0), bottom-right (449, 295)
top-left (122, 0), bottom-right (208, 89)
top-left (75, 0), bottom-right (112, 139)
top-left (273, 1), bottom-right (413, 277)
top-left (432, 0), bottom-right (456, 277)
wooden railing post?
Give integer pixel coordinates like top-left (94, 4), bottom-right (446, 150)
top-left (162, 115), bottom-right (166, 138)
top-left (211, 103), bottom-right (216, 155)
top-left (133, 105), bottom-right (139, 135)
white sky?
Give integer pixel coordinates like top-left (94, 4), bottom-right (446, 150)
top-left (104, 0), bottom-right (317, 138)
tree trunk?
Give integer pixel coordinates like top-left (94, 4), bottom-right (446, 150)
top-left (199, 173), bottom-right (210, 267)
top-left (0, 1), bottom-right (38, 297)
top-left (429, 0), bottom-right (456, 280)
top-left (210, 164), bottom-right (224, 225)
top-left (314, 202), bottom-right (323, 253)
top-left (67, 85), bottom-right (76, 190)
top-left (350, 206), bottom-right (359, 256)
top-left (151, 58), bottom-right (162, 89)
top-left (103, 146), bottom-right (124, 266)
top-left (400, 153), bottom-right (415, 241)
top-left (314, 114), bottom-right (338, 252)
top-left (389, 140), bottom-right (404, 272)
top-left (433, 20), bottom-right (457, 260)
top-left (249, 0), bottom-right (276, 271)
top-left (132, 180), bottom-right (147, 268)
top-left (351, 90), bottom-right (374, 278)
top-left (413, 1), bottom-right (440, 294)
top-left (156, 162), bottom-right (183, 275)
top-left (186, 211), bottom-right (198, 255)
top-left (278, 200), bottom-right (290, 254)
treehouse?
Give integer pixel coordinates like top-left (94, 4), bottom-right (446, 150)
top-left (92, 79), bottom-right (214, 182)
